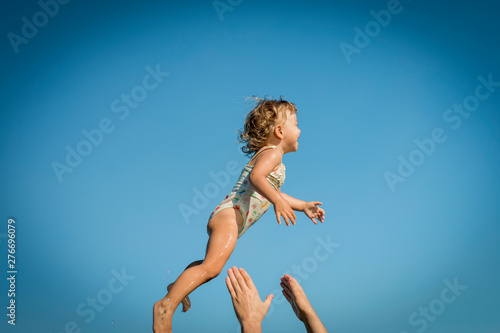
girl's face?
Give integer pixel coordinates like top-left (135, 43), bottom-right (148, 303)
top-left (282, 111), bottom-right (301, 153)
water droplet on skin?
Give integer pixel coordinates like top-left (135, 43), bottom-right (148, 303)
top-left (167, 298), bottom-right (170, 302)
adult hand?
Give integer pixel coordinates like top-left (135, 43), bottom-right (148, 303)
top-left (281, 274), bottom-right (328, 333)
top-left (226, 267), bottom-right (274, 332)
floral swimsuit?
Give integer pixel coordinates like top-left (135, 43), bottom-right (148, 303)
top-left (208, 145), bottom-right (285, 238)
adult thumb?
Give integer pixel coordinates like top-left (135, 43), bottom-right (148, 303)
top-left (264, 294), bottom-right (274, 310)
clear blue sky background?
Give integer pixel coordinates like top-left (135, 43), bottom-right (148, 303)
top-left (1, 0), bottom-right (499, 332)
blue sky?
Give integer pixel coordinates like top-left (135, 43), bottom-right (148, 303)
top-left (1, 0), bottom-right (499, 332)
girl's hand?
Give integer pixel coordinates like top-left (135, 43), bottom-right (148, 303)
top-left (274, 196), bottom-right (297, 226)
top-left (303, 201), bottom-right (325, 224)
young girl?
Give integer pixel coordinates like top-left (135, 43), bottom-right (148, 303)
top-left (153, 97), bottom-right (325, 333)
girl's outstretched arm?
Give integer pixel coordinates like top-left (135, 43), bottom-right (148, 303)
top-left (280, 192), bottom-right (307, 211)
top-left (281, 192), bottom-right (325, 225)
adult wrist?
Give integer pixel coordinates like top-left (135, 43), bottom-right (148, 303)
top-left (301, 307), bottom-right (319, 322)
top-left (240, 319), bottom-right (262, 333)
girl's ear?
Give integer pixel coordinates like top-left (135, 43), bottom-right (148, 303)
top-left (274, 124), bottom-right (284, 139)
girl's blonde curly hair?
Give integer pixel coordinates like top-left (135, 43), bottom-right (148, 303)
top-left (238, 96), bottom-right (297, 156)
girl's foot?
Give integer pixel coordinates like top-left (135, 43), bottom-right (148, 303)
top-left (167, 283), bottom-right (191, 312)
top-left (153, 300), bottom-right (172, 333)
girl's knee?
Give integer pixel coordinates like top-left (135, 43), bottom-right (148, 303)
top-left (201, 263), bottom-right (223, 280)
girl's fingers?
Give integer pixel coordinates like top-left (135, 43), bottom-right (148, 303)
top-left (278, 210), bottom-right (297, 226)
top-left (279, 212), bottom-right (289, 226)
top-left (289, 210), bottom-right (296, 225)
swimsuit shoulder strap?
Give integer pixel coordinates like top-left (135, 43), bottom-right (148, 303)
top-left (248, 145), bottom-right (279, 165)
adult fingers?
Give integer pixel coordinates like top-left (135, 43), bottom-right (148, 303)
top-left (232, 267), bottom-right (247, 291)
top-left (287, 275), bottom-right (304, 294)
top-left (283, 275), bottom-right (299, 291)
top-left (280, 280), bottom-right (292, 296)
top-left (226, 276), bottom-right (236, 299)
top-left (282, 289), bottom-right (293, 305)
top-left (228, 267), bottom-right (243, 293)
top-left (239, 268), bottom-right (256, 290)
top-left (281, 274), bottom-right (293, 285)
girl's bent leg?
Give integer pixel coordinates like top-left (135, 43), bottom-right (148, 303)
top-left (153, 208), bottom-right (241, 333)
top-left (167, 260), bottom-right (202, 312)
